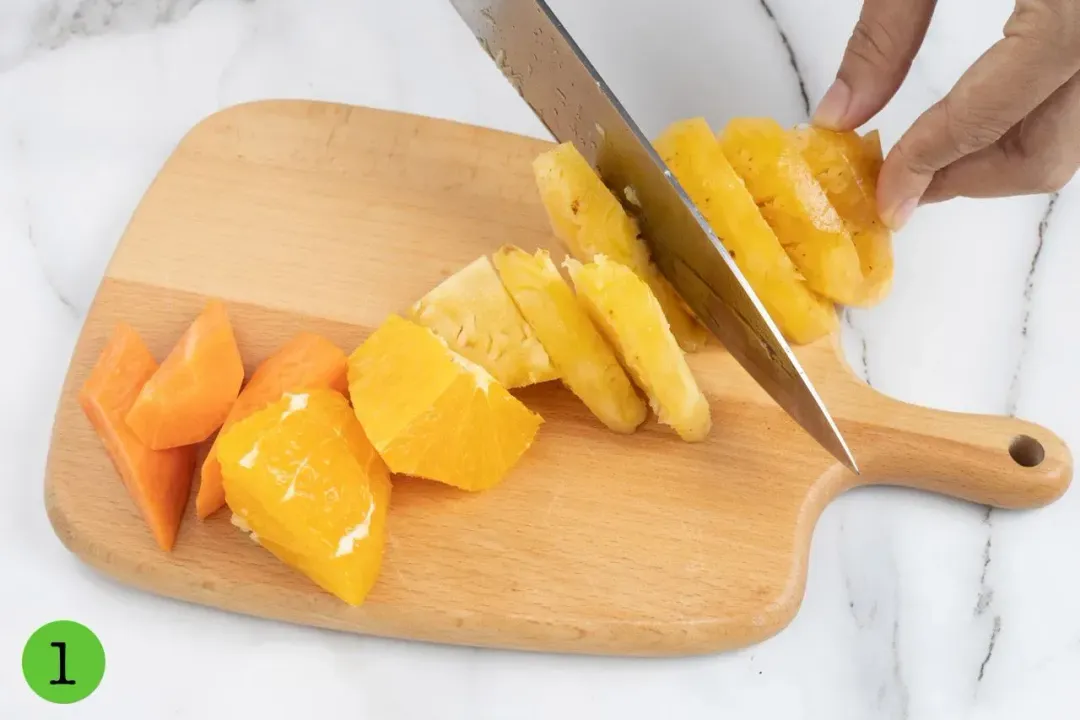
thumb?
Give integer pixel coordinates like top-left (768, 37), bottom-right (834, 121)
top-left (814, 0), bottom-right (938, 130)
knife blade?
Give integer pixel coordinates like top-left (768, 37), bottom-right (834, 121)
top-left (450, 0), bottom-right (858, 473)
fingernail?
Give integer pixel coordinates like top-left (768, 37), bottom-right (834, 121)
top-left (884, 197), bottom-right (919, 230)
top-left (812, 80), bottom-right (852, 130)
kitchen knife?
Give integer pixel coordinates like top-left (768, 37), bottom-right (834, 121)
top-left (450, 0), bottom-right (858, 473)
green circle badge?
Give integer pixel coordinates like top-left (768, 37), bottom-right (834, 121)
top-left (22, 620), bottom-right (105, 704)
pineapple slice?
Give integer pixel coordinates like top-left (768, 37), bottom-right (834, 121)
top-left (654, 118), bottom-right (837, 345)
top-left (791, 126), bottom-right (881, 227)
top-left (719, 118), bottom-right (864, 306)
top-left (566, 256), bottom-right (711, 442)
top-left (492, 245), bottom-right (647, 433)
top-left (532, 142), bottom-right (709, 353)
top-left (791, 126), bottom-right (893, 307)
top-left (409, 256), bottom-right (557, 389)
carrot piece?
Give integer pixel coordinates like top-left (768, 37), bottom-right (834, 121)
top-left (79, 323), bottom-right (196, 551)
top-left (196, 332), bottom-right (348, 519)
top-left (125, 300), bottom-right (245, 450)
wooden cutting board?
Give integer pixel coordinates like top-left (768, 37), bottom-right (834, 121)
top-left (44, 100), bottom-right (1073, 657)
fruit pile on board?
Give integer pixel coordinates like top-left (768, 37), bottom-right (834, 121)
top-left (79, 116), bottom-right (890, 606)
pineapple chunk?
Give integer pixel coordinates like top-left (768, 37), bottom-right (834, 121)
top-left (643, 269), bottom-right (709, 355)
top-left (654, 118), bottom-right (837, 345)
top-left (791, 126), bottom-right (881, 228)
top-left (532, 142), bottom-right (709, 353)
top-left (566, 256), bottom-right (711, 443)
top-left (791, 126), bottom-right (893, 307)
top-left (719, 118), bottom-right (863, 306)
top-left (492, 245), bottom-right (647, 433)
top-left (409, 256), bottom-right (557, 389)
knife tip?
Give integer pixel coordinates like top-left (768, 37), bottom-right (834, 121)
top-left (835, 440), bottom-right (860, 475)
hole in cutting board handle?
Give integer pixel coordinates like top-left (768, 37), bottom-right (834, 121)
top-left (1009, 435), bottom-right (1046, 467)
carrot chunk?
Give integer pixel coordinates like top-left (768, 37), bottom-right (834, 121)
top-left (79, 323), bottom-right (196, 551)
top-left (196, 332), bottom-right (348, 519)
top-left (125, 300), bottom-right (244, 450)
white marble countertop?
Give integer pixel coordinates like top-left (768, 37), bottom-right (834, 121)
top-left (3, 0), bottom-right (1080, 717)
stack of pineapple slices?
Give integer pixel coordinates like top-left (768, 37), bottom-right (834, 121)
top-left (350, 115), bottom-right (891, 491)
top-left (408, 246), bottom-right (709, 443)
top-left (655, 116), bottom-right (893, 341)
top-left (401, 127), bottom-right (731, 443)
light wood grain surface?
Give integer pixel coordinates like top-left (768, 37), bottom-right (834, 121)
top-left (43, 101), bottom-right (1073, 657)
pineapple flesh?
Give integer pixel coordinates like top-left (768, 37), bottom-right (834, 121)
top-left (654, 118), bottom-right (838, 345)
top-left (532, 142), bottom-right (709, 353)
top-left (492, 245), bottom-right (647, 434)
top-left (719, 118), bottom-right (864, 306)
top-left (791, 126), bottom-right (893, 307)
top-left (566, 256), bottom-right (711, 443)
top-left (409, 256), bottom-right (557, 389)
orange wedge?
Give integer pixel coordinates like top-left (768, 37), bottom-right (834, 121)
top-left (347, 315), bottom-right (542, 491)
top-left (217, 389), bottom-right (391, 606)
top-left (197, 332), bottom-right (348, 520)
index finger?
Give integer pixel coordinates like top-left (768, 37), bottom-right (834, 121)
top-left (814, 0), bottom-right (937, 131)
top-left (877, 3), bottom-right (1080, 227)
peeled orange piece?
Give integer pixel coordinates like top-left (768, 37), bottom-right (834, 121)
top-left (719, 118), bottom-right (863, 306)
top-left (216, 389), bottom-right (391, 607)
top-left (566, 256), bottom-right (711, 442)
top-left (348, 315), bottom-right (542, 491)
top-left (532, 141), bottom-right (708, 353)
top-left (409, 256), bottom-right (556, 389)
top-left (79, 323), bottom-right (196, 551)
top-left (492, 245), bottom-right (646, 433)
top-left (197, 332), bottom-right (348, 520)
top-left (791, 126), bottom-right (894, 307)
top-left (654, 118), bottom-right (837, 345)
top-left (126, 300), bottom-right (244, 449)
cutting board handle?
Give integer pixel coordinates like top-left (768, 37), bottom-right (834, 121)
top-left (847, 386), bottom-right (1072, 509)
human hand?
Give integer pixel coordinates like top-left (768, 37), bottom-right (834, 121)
top-left (813, 0), bottom-right (1080, 229)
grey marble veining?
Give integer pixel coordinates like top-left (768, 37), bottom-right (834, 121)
top-left (1, 0), bottom-right (206, 69)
